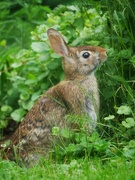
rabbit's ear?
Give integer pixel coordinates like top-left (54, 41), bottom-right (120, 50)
top-left (47, 28), bottom-right (69, 57)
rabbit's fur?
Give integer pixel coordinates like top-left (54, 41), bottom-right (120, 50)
top-left (0, 28), bottom-right (107, 166)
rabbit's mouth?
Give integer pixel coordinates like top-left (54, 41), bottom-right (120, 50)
top-left (94, 61), bottom-right (99, 68)
top-left (90, 63), bottom-right (99, 72)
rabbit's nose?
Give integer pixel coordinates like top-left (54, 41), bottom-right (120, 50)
top-left (95, 52), bottom-right (100, 58)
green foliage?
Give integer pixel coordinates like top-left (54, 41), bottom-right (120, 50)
top-left (0, 4), bottom-right (108, 130)
top-left (122, 118), bottom-right (135, 128)
top-left (0, 0), bottom-right (51, 131)
top-left (51, 105), bottom-right (135, 161)
top-left (99, 0), bottom-right (135, 116)
top-left (117, 105), bottom-right (132, 115)
top-left (51, 129), bottom-right (111, 160)
top-left (0, 0), bottom-right (135, 171)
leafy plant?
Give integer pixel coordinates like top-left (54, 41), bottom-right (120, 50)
top-left (0, 1), bottom-right (51, 134)
top-left (0, 0), bottom-right (135, 170)
top-left (0, 4), bottom-right (108, 132)
top-left (87, 1), bottom-right (134, 123)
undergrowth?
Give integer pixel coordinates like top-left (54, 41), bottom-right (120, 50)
top-left (0, 157), bottom-right (135, 180)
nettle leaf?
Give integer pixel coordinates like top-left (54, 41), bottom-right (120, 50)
top-left (11, 108), bottom-right (26, 122)
top-left (31, 42), bottom-right (49, 53)
top-left (25, 79), bottom-right (37, 85)
top-left (117, 105), bottom-right (131, 115)
top-left (94, 139), bottom-right (109, 151)
top-left (16, 49), bottom-right (29, 59)
top-left (122, 118), bottom-right (135, 128)
top-left (65, 143), bottom-right (76, 152)
top-left (89, 132), bottom-right (99, 142)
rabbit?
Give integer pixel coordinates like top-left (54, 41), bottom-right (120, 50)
top-left (0, 28), bottom-right (107, 166)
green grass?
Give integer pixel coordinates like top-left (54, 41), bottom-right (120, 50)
top-left (0, 158), bottom-right (135, 180)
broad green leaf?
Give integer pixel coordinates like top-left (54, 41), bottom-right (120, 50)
top-left (22, 101), bottom-right (34, 110)
top-left (37, 72), bottom-right (49, 81)
top-left (106, 73), bottom-right (127, 84)
top-left (104, 115), bottom-right (115, 121)
top-left (1, 105), bottom-right (12, 112)
top-left (31, 91), bottom-right (41, 101)
top-left (60, 128), bottom-right (71, 139)
top-left (126, 118), bottom-right (135, 127)
top-left (68, 5), bottom-right (79, 11)
top-left (20, 92), bottom-right (30, 100)
top-left (16, 49), bottom-right (29, 59)
top-left (11, 109), bottom-right (26, 122)
top-left (31, 42), bottom-right (49, 52)
top-left (90, 132), bottom-right (99, 142)
top-left (94, 139), bottom-right (109, 151)
top-left (122, 118), bottom-right (135, 128)
top-left (65, 143), bottom-right (76, 152)
top-left (51, 53), bottom-right (60, 58)
top-left (80, 140), bottom-right (89, 148)
top-left (25, 79), bottom-right (37, 85)
top-left (117, 105), bottom-right (131, 115)
top-left (122, 121), bottom-right (130, 128)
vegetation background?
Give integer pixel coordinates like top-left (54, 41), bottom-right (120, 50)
top-left (0, 0), bottom-right (135, 179)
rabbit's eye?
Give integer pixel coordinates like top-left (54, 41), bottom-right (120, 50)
top-left (82, 52), bottom-right (90, 58)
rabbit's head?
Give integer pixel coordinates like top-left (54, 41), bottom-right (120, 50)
top-left (47, 28), bottom-right (107, 80)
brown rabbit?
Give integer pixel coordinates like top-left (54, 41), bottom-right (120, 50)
top-left (0, 28), bottom-right (107, 166)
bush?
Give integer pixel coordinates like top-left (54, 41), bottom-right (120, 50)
top-left (0, 5), bottom-right (108, 130)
